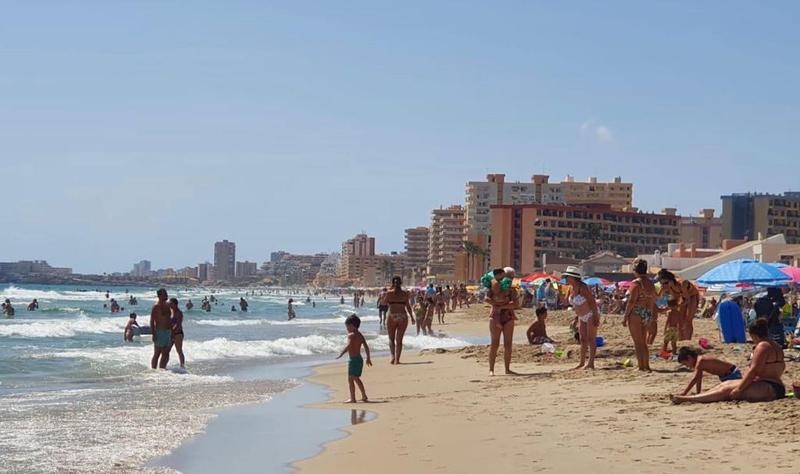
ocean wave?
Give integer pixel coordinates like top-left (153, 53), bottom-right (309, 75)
top-left (36, 332), bottom-right (468, 365)
top-left (194, 315), bottom-right (380, 327)
top-left (0, 317), bottom-right (126, 338)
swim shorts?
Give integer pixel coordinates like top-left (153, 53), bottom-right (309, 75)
top-left (718, 366), bottom-right (742, 382)
top-left (155, 328), bottom-right (172, 348)
top-left (348, 355), bottom-right (364, 377)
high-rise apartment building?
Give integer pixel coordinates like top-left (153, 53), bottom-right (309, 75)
top-left (464, 174), bottom-right (634, 237)
top-left (465, 174), bottom-right (538, 236)
top-left (489, 203), bottom-right (680, 274)
top-left (213, 240), bottom-right (236, 281)
top-left (679, 209), bottom-right (723, 249)
top-left (539, 175), bottom-right (633, 209)
top-left (338, 233), bottom-right (376, 280)
top-left (197, 262), bottom-right (211, 282)
top-left (404, 227), bottom-right (430, 275)
top-left (721, 192), bottom-right (800, 244)
top-left (428, 205), bottom-right (466, 279)
top-left (235, 261), bottom-right (258, 278)
top-left (131, 260), bottom-right (152, 277)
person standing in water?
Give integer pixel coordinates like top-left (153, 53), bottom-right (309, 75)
top-left (150, 289), bottom-right (172, 369)
top-left (377, 288), bottom-right (389, 328)
top-left (3, 299), bottom-right (15, 318)
top-left (288, 298), bottom-right (296, 320)
top-left (239, 297), bottom-right (248, 312)
top-left (385, 276), bottom-right (415, 364)
top-left (169, 298), bottom-right (186, 368)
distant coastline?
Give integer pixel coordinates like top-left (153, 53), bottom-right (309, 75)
top-left (0, 275), bottom-right (274, 288)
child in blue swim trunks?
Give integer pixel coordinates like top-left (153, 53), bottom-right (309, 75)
top-left (337, 314), bottom-right (372, 403)
top-left (676, 347), bottom-right (742, 396)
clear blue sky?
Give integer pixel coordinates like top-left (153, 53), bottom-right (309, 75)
top-left (3, 1), bottom-right (798, 273)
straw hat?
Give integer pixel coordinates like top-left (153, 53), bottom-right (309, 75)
top-left (562, 266), bottom-right (582, 279)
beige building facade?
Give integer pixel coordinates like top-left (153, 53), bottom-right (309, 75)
top-left (490, 204), bottom-right (680, 274)
top-left (428, 205), bottom-right (466, 280)
top-left (679, 208), bottom-right (722, 249)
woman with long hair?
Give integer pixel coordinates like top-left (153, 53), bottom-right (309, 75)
top-left (624, 259), bottom-right (657, 372)
top-left (655, 269), bottom-right (686, 346)
top-left (385, 276), bottom-right (415, 365)
top-left (563, 266), bottom-right (601, 370)
top-left (672, 318), bottom-right (786, 403)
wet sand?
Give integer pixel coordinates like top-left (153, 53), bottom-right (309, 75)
top-left (296, 304), bottom-right (800, 473)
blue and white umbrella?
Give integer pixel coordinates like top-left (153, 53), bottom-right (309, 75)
top-left (697, 259), bottom-right (791, 286)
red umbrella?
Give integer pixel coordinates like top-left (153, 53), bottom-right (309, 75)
top-left (780, 266), bottom-right (800, 283)
top-left (520, 272), bottom-right (552, 283)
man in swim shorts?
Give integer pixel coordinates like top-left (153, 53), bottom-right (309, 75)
top-left (150, 288), bottom-right (173, 369)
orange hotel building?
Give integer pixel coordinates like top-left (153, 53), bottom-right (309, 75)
top-left (490, 203), bottom-right (681, 274)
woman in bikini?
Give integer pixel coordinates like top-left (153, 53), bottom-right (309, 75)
top-left (385, 276), bottom-right (415, 365)
top-left (679, 280), bottom-right (699, 340)
top-left (435, 286), bottom-right (446, 325)
top-left (656, 269), bottom-right (686, 346)
top-left (169, 298), bottom-right (186, 369)
top-left (563, 266), bottom-right (601, 370)
top-left (487, 267), bottom-right (519, 376)
top-left (623, 259), bottom-right (657, 372)
top-left (671, 318), bottom-right (786, 404)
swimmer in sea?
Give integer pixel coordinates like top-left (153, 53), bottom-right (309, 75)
top-left (124, 313), bottom-right (139, 342)
top-left (150, 288), bottom-right (172, 369)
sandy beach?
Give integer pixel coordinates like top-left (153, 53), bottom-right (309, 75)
top-left (297, 304), bottom-right (800, 473)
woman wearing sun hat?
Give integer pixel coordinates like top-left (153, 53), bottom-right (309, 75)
top-left (563, 266), bottom-right (601, 370)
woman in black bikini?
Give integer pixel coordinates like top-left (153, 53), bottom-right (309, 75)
top-left (385, 276), bottom-right (415, 365)
top-left (169, 298), bottom-right (186, 368)
top-left (671, 318), bottom-right (786, 404)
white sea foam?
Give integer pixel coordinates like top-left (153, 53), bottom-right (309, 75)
top-left (36, 332), bottom-right (469, 365)
top-left (0, 317), bottom-right (126, 338)
top-left (194, 315), bottom-right (380, 327)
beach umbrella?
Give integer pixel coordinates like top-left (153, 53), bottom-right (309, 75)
top-left (583, 277), bottom-right (611, 286)
top-left (696, 259), bottom-right (791, 286)
top-left (779, 266), bottom-right (800, 283)
top-left (768, 262), bottom-right (789, 269)
top-left (520, 272), bottom-right (551, 283)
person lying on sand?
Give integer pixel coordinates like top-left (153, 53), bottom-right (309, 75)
top-left (675, 347), bottom-right (742, 395)
top-left (671, 318), bottom-right (785, 404)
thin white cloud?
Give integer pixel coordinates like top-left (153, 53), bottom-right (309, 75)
top-left (580, 119), bottom-right (615, 144)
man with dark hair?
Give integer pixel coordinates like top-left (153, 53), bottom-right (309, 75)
top-left (150, 288), bottom-right (172, 369)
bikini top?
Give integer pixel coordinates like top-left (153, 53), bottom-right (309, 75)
top-left (570, 293), bottom-right (587, 307)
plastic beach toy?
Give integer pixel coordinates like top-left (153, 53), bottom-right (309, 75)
top-left (659, 350), bottom-right (672, 360)
top-left (542, 343), bottom-right (555, 353)
top-left (698, 337), bottom-right (712, 350)
top-left (595, 336), bottom-right (605, 347)
top-left (622, 358), bottom-right (633, 367)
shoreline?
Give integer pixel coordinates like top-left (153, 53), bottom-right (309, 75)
top-left (147, 321), bottom-right (479, 473)
top-left (295, 304), bottom-right (800, 473)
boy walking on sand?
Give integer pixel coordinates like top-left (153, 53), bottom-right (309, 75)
top-left (337, 314), bottom-right (372, 403)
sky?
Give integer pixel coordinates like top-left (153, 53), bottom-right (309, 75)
top-left (2, 1), bottom-right (799, 274)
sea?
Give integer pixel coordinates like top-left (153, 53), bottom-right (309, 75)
top-left (0, 284), bottom-right (469, 472)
